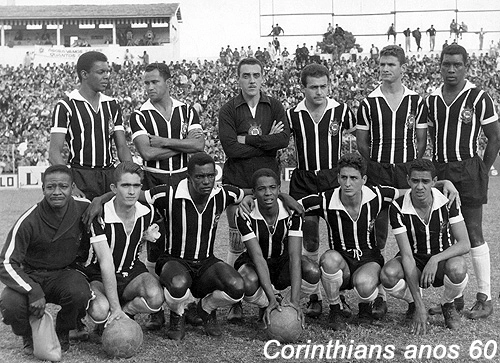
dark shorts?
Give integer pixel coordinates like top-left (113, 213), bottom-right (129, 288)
top-left (366, 161), bottom-right (410, 188)
top-left (143, 170), bottom-right (188, 190)
top-left (70, 164), bottom-right (115, 200)
top-left (155, 254), bottom-right (222, 298)
top-left (396, 252), bottom-right (446, 287)
top-left (338, 249), bottom-right (384, 290)
top-left (222, 157), bottom-right (280, 189)
top-left (77, 261), bottom-right (148, 302)
top-left (289, 168), bottom-right (340, 200)
top-left (234, 252), bottom-right (291, 290)
top-left (434, 155), bottom-right (489, 207)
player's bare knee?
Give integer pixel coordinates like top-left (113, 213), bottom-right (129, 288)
top-left (444, 257), bottom-right (467, 283)
top-left (380, 260), bottom-right (403, 287)
top-left (224, 274), bottom-right (245, 299)
top-left (238, 264), bottom-right (259, 295)
top-left (353, 274), bottom-right (378, 296)
top-left (301, 256), bottom-right (320, 284)
top-left (319, 250), bottom-right (343, 273)
top-left (88, 297), bottom-right (110, 322)
top-left (165, 274), bottom-right (190, 298)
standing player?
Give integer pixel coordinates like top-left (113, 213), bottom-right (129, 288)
top-left (129, 62), bottom-right (204, 329)
top-left (427, 44), bottom-right (500, 319)
top-left (78, 162), bottom-right (164, 326)
top-left (49, 51), bottom-right (132, 200)
top-left (235, 168), bottom-right (320, 327)
top-left (219, 57), bottom-right (290, 321)
top-left (356, 45), bottom-right (428, 319)
top-left (286, 63), bottom-right (355, 318)
top-left (380, 159), bottom-right (470, 333)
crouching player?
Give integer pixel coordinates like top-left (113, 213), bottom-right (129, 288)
top-left (235, 169), bottom-right (320, 327)
top-left (380, 159), bottom-right (470, 333)
top-left (78, 162), bottom-right (164, 328)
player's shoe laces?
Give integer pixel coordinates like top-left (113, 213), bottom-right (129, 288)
top-left (304, 294), bottom-right (322, 318)
top-left (466, 292), bottom-right (493, 320)
top-left (371, 296), bottom-right (388, 320)
top-left (197, 301), bottom-right (222, 337)
top-left (357, 302), bottom-right (373, 323)
top-left (69, 319), bottom-right (90, 341)
top-left (328, 304), bottom-right (347, 331)
top-left (442, 302), bottom-right (461, 329)
top-left (145, 309), bottom-right (165, 330)
top-left (185, 302), bottom-right (203, 326)
top-left (166, 311), bottom-right (186, 341)
top-left (227, 301), bottom-right (243, 323)
top-left (428, 295), bottom-right (464, 315)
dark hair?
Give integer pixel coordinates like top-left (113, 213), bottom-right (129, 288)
top-left (440, 44), bottom-right (468, 65)
top-left (237, 57), bottom-right (263, 76)
top-left (338, 153), bottom-right (367, 176)
top-left (113, 161), bottom-right (144, 184)
top-left (380, 45), bottom-right (406, 65)
top-left (300, 63), bottom-right (330, 87)
top-left (408, 158), bottom-right (436, 178)
top-left (251, 168), bottom-right (280, 189)
top-left (187, 152), bottom-right (215, 175)
top-left (42, 164), bottom-right (73, 184)
top-left (145, 62), bottom-right (171, 80)
top-left (76, 51), bottom-right (107, 81)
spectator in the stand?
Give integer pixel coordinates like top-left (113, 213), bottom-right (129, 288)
top-left (403, 28), bottom-right (412, 52)
top-left (281, 47), bottom-right (290, 62)
top-left (370, 44), bottom-right (379, 61)
top-left (387, 23), bottom-right (397, 44)
top-left (477, 28), bottom-right (485, 51)
top-left (255, 47), bottom-right (264, 63)
top-left (426, 25), bottom-right (436, 52)
top-left (327, 23), bottom-right (334, 34)
top-left (450, 20), bottom-right (458, 39)
top-left (412, 28), bottom-right (422, 52)
top-left (139, 51), bottom-right (150, 65)
top-left (247, 46), bottom-right (254, 58)
top-left (272, 37), bottom-right (281, 55)
top-left (123, 49), bottom-right (134, 66)
top-left (269, 24), bottom-right (284, 36)
top-left (443, 40), bottom-right (449, 50)
top-left (240, 46), bottom-right (247, 58)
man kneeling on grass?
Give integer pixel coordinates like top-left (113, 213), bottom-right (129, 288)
top-left (235, 168), bottom-right (320, 328)
top-left (380, 158), bottom-right (470, 333)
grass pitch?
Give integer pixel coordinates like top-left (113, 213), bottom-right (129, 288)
top-left (0, 179), bottom-right (499, 363)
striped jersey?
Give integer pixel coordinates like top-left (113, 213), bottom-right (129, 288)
top-left (130, 98), bottom-right (201, 173)
top-left (301, 185), bottom-right (398, 255)
top-left (287, 98), bottom-right (356, 171)
top-left (426, 80), bottom-right (498, 163)
top-left (145, 179), bottom-right (244, 260)
top-left (236, 199), bottom-right (302, 259)
top-left (390, 189), bottom-right (462, 255)
top-left (357, 86), bottom-right (428, 164)
top-left (51, 90), bottom-right (124, 168)
top-left (87, 199), bottom-right (155, 273)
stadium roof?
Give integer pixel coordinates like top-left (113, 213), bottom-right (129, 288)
top-left (0, 3), bottom-right (182, 22)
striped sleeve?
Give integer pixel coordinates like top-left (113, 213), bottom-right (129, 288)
top-left (288, 214), bottom-right (303, 238)
top-left (130, 110), bottom-right (148, 140)
top-left (342, 104), bottom-right (357, 133)
top-left (50, 99), bottom-right (71, 134)
top-left (187, 105), bottom-right (202, 131)
top-left (448, 200), bottom-right (464, 224)
top-left (477, 91), bottom-right (498, 126)
top-left (389, 202), bottom-right (407, 235)
top-left (356, 100), bottom-right (370, 131)
top-left (415, 96), bottom-right (429, 129)
top-left (236, 214), bottom-right (256, 242)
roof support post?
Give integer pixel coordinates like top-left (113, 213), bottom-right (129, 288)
top-left (112, 20), bottom-right (117, 45)
top-left (56, 23), bottom-right (61, 46)
top-left (1, 25), bottom-right (4, 47)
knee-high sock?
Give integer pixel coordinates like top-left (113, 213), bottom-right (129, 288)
top-left (123, 296), bottom-right (161, 316)
top-left (164, 288), bottom-right (191, 316)
top-left (354, 286), bottom-right (378, 303)
top-left (377, 249), bottom-right (387, 300)
top-left (303, 249), bottom-right (322, 300)
top-left (320, 267), bottom-right (343, 306)
top-left (301, 280), bottom-right (317, 300)
top-left (244, 287), bottom-right (269, 308)
top-left (226, 228), bottom-right (244, 267)
top-left (201, 290), bottom-right (242, 314)
top-left (88, 311), bottom-right (110, 324)
top-left (442, 274), bottom-right (469, 304)
top-left (470, 243), bottom-right (491, 300)
top-left (384, 279), bottom-right (414, 303)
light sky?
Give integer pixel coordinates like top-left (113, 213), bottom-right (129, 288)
top-left (1, 0), bottom-right (499, 58)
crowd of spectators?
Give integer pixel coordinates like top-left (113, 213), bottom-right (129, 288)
top-left (1, 43), bottom-right (499, 174)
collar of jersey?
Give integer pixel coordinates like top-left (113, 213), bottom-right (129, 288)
top-left (102, 197), bottom-right (151, 224)
top-left (294, 98), bottom-right (339, 113)
top-left (234, 91), bottom-right (271, 108)
top-left (139, 97), bottom-right (184, 112)
top-left (174, 178), bottom-right (220, 200)
top-left (368, 85), bottom-right (418, 98)
top-left (431, 79), bottom-right (475, 97)
top-left (68, 89), bottom-right (114, 103)
top-left (400, 188), bottom-right (448, 215)
top-left (328, 185), bottom-right (376, 210)
top-left (249, 199), bottom-right (290, 220)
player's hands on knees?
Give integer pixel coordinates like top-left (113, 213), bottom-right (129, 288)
top-left (72, 185), bottom-right (87, 198)
top-left (287, 301), bottom-right (305, 329)
top-left (420, 257), bottom-right (438, 288)
top-left (29, 297), bottom-right (46, 319)
top-left (411, 307), bottom-right (427, 335)
top-left (238, 196), bottom-right (255, 217)
top-left (264, 299), bottom-right (282, 328)
top-left (269, 120), bottom-right (284, 135)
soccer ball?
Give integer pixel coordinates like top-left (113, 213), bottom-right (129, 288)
top-left (102, 317), bottom-right (143, 358)
top-left (266, 306), bottom-right (302, 343)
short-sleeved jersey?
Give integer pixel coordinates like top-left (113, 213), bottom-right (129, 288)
top-left (390, 188), bottom-right (463, 255)
top-left (86, 199), bottom-right (155, 273)
top-left (286, 98), bottom-right (356, 171)
top-left (51, 90), bottom-right (124, 168)
top-left (426, 80), bottom-right (498, 163)
top-left (130, 98), bottom-right (202, 174)
top-left (236, 199), bottom-right (302, 259)
top-left (145, 179), bottom-right (244, 260)
top-left (301, 185), bottom-right (398, 254)
top-left (357, 86), bottom-right (428, 164)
